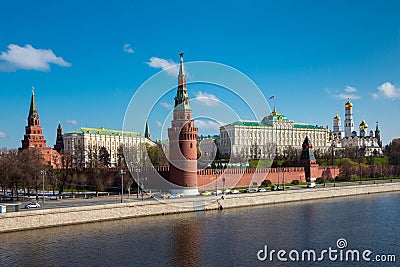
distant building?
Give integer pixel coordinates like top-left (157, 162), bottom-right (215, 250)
top-left (330, 98), bottom-right (382, 156)
top-left (218, 106), bottom-right (330, 160)
top-left (63, 127), bottom-right (155, 168)
top-left (20, 88), bottom-right (61, 168)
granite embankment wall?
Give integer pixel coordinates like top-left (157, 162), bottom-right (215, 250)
top-left (1, 182), bottom-right (399, 233)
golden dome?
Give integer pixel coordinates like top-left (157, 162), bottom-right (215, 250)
top-left (345, 98), bottom-right (353, 109)
top-left (270, 105), bottom-right (279, 116)
top-left (359, 120), bottom-right (368, 130)
top-left (333, 114), bottom-right (341, 121)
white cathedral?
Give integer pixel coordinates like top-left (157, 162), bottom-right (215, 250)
top-left (331, 98), bottom-right (382, 156)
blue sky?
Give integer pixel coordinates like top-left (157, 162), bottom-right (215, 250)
top-left (1, 0), bottom-right (400, 148)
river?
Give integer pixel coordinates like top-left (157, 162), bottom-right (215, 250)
top-left (1, 193), bottom-right (399, 266)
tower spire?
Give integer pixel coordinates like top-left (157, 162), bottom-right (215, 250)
top-left (29, 86), bottom-right (38, 120)
top-left (179, 52), bottom-right (185, 77)
top-left (174, 52), bottom-right (190, 110)
top-left (144, 120), bottom-right (151, 139)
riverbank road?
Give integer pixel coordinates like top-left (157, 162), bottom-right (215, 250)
top-left (10, 178), bottom-right (400, 212)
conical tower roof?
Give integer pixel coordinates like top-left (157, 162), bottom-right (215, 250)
top-left (28, 87), bottom-right (39, 119)
top-left (144, 121), bottom-right (151, 139)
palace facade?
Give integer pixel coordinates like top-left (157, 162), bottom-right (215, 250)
top-left (218, 106), bottom-right (330, 160)
top-left (63, 127), bottom-right (155, 168)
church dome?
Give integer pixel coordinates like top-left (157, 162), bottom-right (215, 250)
top-left (359, 120), bottom-right (368, 130)
top-left (333, 114), bottom-right (341, 121)
top-left (345, 98), bottom-right (353, 109)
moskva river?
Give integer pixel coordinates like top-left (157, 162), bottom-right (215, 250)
top-left (1, 193), bottom-right (399, 266)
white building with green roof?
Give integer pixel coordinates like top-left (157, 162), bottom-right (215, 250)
top-left (64, 127), bottom-right (155, 167)
top-left (219, 107), bottom-right (330, 160)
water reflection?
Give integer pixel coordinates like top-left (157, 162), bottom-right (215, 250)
top-left (0, 193), bottom-right (399, 266)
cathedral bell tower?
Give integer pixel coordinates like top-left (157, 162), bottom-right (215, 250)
top-left (168, 53), bottom-right (199, 195)
top-left (344, 98), bottom-right (354, 138)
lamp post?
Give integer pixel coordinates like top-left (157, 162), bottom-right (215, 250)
top-left (222, 177), bottom-right (226, 195)
top-left (120, 169), bottom-right (125, 203)
top-left (135, 168), bottom-right (141, 199)
top-left (140, 177), bottom-right (147, 201)
top-left (373, 164), bottom-right (376, 184)
top-left (215, 170), bottom-right (220, 196)
top-left (282, 168), bottom-right (285, 191)
top-left (277, 167), bottom-right (280, 190)
top-left (41, 170), bottom-right (46, 203)
top-left (333, 166), bottom-right (336, 187)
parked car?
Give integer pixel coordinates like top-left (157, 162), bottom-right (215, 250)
top-left (258, 188), bottom-right (267, 192)
top-left (223, 189), bottom-right (231, 194)
top-left (245, 188), bottom-right (258, 193)
top-left (307, 182), bottom-right (316, 188)
top-left (212, 190), bottom-right (222, 195)
top-left (25, 202), bottom-right (40, 209)
top-left (229, 190), bottom-right (240, 194)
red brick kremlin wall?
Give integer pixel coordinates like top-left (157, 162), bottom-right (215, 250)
top-left (139, 166), bottom-right (340, 191)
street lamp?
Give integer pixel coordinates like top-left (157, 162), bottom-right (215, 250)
top-left (373, 164), bottom-right (376, 184)
top-left (120, 169), bottom-right (126, 203)
top-left (40, 170), bottom-right (46, 203)
top-left (215, 170), bottom-right (220, 196)
top-left (222, 177), bottom-right (226, 195)
top-left (333, 166), bottom-right (336, 187)
top-left (135, 168), bottom-right (141, 199)
top-left (140, 177), bottom-right (147, 201)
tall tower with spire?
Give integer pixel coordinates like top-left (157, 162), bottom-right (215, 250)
top-left (344, 98), bottom-right (354, 137)
top-left (168, 53), bottom-right (199, 195)
top-left (54, 122), bottom-right (64, 153)
top-left (21, 87), bottom-right (47, 149)
top-left (21, 87), bottom-right (61, 168)
top-left (375, 121), bottom-right (382, 147)
top-left (144, 121), bottom-right (151, 139)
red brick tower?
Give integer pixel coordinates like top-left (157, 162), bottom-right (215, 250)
top-left (168, 53), bottom-right (199, 195)
top-left (21, 87), bottom-right (47, 149)
top-left (21, 87), bottom-right (61, 168)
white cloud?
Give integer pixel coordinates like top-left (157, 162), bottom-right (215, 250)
top-left (160, 102), bottom-right (173, 109)
top-left (337, 93), bottom-right (361, 100)
top-left (0, 131), bottom-right (6, 138)
top-left (345, 85), bottom-right (357, 93)
top-left (372, 93), bottom-right (379, 100)
top-left (377, 82), bottom-right (400, 99)
top-left (193, 91), bottom-right (221, 106)
top-left (155, 121), bottom-right (162, 127)
top-left (146, 57), bottom-right (178, 76)
top-left (325, 85), bottom-right (361, 100)
top-left (66, 119), bottom-right (78, 126)
top-left (0, 44), bottom-right (71, 71)
top-left (123, 44), bottom-right (134, 54)
top-left (195, 120), bottom-right (222, 131)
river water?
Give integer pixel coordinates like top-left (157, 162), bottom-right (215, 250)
top-left (1, 193), bottom-right (399, 266)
